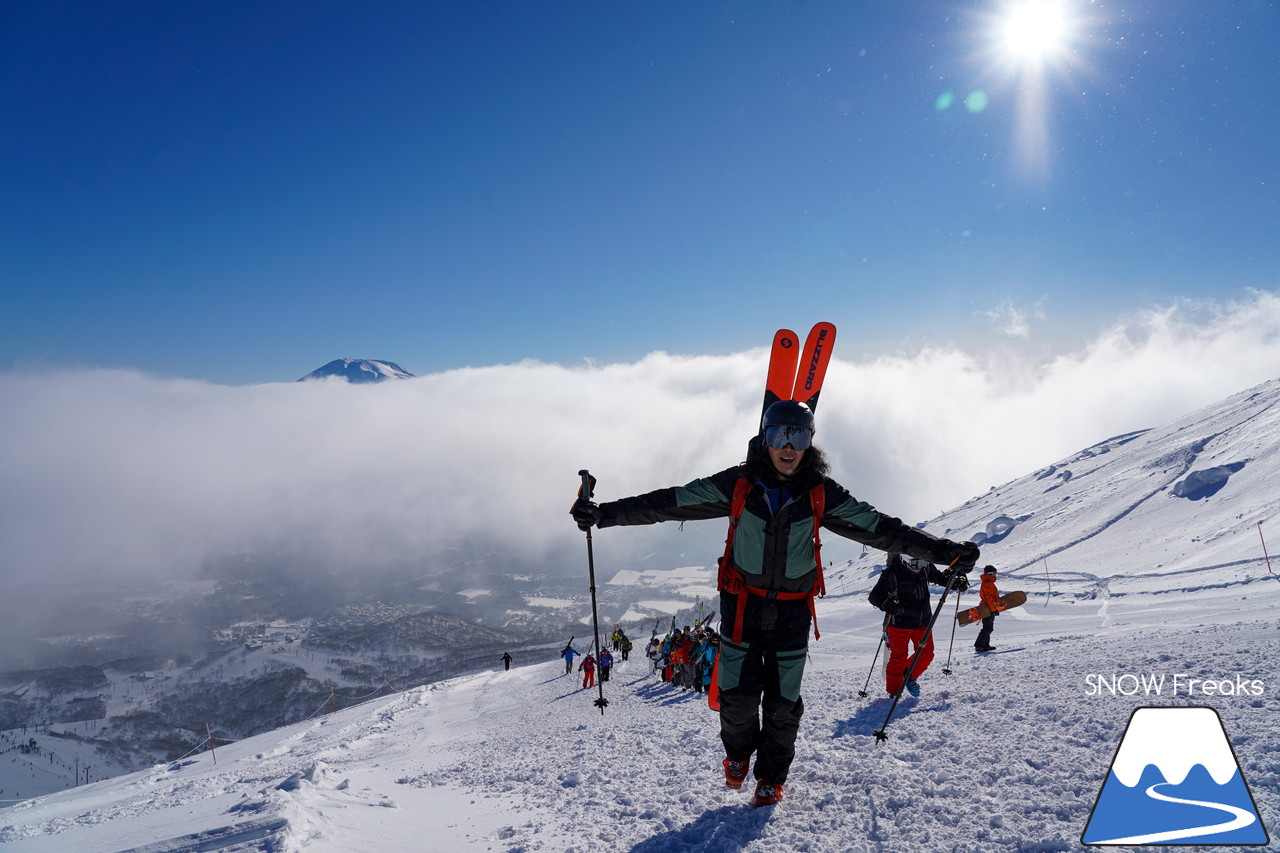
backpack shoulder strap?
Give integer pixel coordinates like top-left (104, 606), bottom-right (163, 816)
top-left (809, 483), bottom-right (826, 594)
top-left (807, 483), bottom-right (827, 639)
top-left (716, 477), bottom-right (752, 592)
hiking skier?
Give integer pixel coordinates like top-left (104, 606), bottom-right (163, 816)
top-left (646, 637), bottom-right (662, 675)
top-left (975, 565), bottom-right (1005, 652)
top-left (869, 553), bottom-right (969, 697)
top-left (579, 652), bottom-right (597, 689)
top-left (501, 651), bottom-right (513, 671)
top-left (561, 643), bottom-right (580, 675)
top-left (571, 399), bottom-right (979, 807)
top-left (599, 648), bottom-right (614, 682)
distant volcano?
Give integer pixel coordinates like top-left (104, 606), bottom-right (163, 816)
top-left (297, 359), bottom-right (415, 383)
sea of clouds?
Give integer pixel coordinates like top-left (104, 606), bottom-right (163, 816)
top-left (3, 292), bottom-right (1280, 609)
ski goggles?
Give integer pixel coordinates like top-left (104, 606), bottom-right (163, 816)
top-left (763, 424), bottom-right (814, 450)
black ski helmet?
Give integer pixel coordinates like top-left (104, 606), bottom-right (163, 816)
top-left (762, 399), bottom-right (815, 432)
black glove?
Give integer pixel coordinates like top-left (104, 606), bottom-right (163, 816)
top-left (571, 499), bottom-right (602, 531)
top-left (943, 540), bottom-right (981, 573)
top-left (883, 601), bottom-right (903, 617)
top-left (951, 574), bottom-right (969, 592)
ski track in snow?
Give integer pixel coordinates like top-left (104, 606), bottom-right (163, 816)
top-left (3, 609), bottom-right (1277, 853)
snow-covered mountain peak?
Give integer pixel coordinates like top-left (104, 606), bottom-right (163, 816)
top-left (296, 359), bottom-right (415, 383)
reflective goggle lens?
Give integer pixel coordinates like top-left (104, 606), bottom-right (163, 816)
top-left (763, 425), bottom-right (813, 450)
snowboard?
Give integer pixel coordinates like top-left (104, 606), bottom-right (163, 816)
top-left (957, 590), bottom-right (1027, 625)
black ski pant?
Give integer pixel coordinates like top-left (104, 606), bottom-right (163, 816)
top-left (976, 614), bottom-right (996, 649)
top-left (717, 592), bottom-right (809, 785)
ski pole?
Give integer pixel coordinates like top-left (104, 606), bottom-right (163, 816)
top-left (1042, 556), bottom-right (1053, 606)
top-left (1259, 521), bottom-right (1278, 583)
top-left (857, 628), bottom-right (886, 698)
top-left (874, 558), bottom-right (963, 743)
top-left (577, 470), bottom-right (609, 715)
top-left (941, 587), bottom-right (963, 676)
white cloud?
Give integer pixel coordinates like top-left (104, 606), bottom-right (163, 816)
top-left (978, 297), bottom-right (1048, 338)
top-left (3, 291), bottom-right (1280, 599)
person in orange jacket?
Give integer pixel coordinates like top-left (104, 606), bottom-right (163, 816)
top-left (975, 565), bottom-right (1005, 652)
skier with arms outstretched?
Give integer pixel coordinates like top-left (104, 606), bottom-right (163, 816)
top-left (572, 399), bottom-right (979, 807)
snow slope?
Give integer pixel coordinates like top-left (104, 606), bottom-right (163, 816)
top-left (1, 595), bottom-right (1276, 852)
top-left (4, 376), bottom-right (1280, 851)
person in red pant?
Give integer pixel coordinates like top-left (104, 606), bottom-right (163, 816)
top-left (869, 554), bottom-right (967, 697)
top-left (581, 648), bottom-right (599, 686)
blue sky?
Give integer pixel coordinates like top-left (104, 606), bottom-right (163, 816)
top-left (3, 0), bottom-right (1279, 384)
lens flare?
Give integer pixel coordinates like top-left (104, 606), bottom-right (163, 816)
top-left (965, 90), bottom-right (991, 113)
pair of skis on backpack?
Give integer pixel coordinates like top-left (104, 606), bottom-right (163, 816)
top-left (759, 322), bottom-right (836, 430)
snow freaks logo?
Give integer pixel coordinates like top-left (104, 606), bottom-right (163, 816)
top-left (1084, 672), bottom-right (1265, 697)
top-left (1082, 707), bottom-right (1269, 846)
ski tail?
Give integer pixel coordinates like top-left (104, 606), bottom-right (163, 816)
top-left (792, 322), bottom-right (836, 412)
top-left (707, 653), bottom-right (721, 711)
top-left (761, 329), bottom-right (800, 430)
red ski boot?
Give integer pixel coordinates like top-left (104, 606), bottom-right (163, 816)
top-left (722, 758), bottom-right (749, 790)
top-left (751, 780), bottom-right (784, 808)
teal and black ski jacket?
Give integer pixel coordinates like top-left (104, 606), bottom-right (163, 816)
top-left (597, 462), bottom-right (963, 596)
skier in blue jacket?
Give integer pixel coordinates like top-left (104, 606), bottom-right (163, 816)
top-left (560, 644), bottom-right (580, 675)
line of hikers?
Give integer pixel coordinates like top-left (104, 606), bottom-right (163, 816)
top-left (541, 555), bottom-right (1006, 701)
top-left (646, 624), bottom-right (719, 693)
top-left (558, 623), bottom-right (719, 692)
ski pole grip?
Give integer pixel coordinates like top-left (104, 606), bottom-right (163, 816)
top-left (578, 469), bottom-right (595, 500)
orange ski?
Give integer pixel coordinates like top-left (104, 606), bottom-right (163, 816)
top-left (760, 328), bottom-right (800, 430)
top-left (792, 322), bottom-right (836, 412)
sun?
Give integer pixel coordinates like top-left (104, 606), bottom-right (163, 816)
top-left (962, 0), bottom-right (1092, 178)
top-left (1002, 0), bottom-right (1069, 62)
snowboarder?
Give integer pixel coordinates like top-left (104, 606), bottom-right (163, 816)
top-left (572, 399), bottom-right (979, 807)
top-left (619, 634), bottom-right (633, 661)
top-left (975, 565), bottom-right (1005, 652)
top-left (579, 652), bottom-right (597, 689)
top-left (501, 651), bottom-right (513, 671)
top-left (869, 554), bottom-right (969, 698)
top-left (561, 644), bottom-right (580, 675)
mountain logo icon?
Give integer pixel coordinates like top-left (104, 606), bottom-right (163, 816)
top-left (1082, 706), bottom-right (1269, 846)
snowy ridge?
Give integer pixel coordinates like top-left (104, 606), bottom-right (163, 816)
top-left (919, 375), bottom-right (1280, 599)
